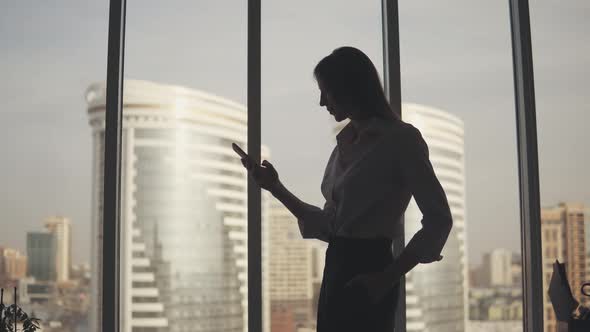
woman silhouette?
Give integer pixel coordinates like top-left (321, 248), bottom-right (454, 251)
top-left (241, 46), bottom-right (452, 332)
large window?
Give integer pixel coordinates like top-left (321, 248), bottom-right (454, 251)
top-left (261, 1), bottom-right (383, 331)
top-left (399, 2), bottom-right (522, 331)
top-left (2, 1), bottom-right (568, 331)
top-left (530, 2), bottom-right (590, 332)
top-left (0, 2), bottom-right (109, 331)
top-left (116, 1), bottom-right (248, 331)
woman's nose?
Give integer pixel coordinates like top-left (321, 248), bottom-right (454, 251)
top-left (320, 92), bottom-right (326, 106)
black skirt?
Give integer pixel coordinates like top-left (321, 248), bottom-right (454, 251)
top-left (317, 236), bottom-right (399, 332)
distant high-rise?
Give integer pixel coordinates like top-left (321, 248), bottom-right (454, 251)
top-left (268, 198), bottom-right (314, 329)
top-left (26, 232), bottom-right (56, 281)
top-left (541, 202), bottom-right (586, 332)
top-left (0, 247), bottom-right (27, 281)
top-left (482, 249), bottom-right (513, 287)
top-left (511, 255), bottom-right (522, 287)
top-left (86, 80), bottom-right (270, 332)
top-left (44, 216), bottom-right (72, 282)
top-left (333, 104), bottom-right (467, 332)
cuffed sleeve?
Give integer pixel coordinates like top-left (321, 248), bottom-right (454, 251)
top-left (399, 125), bottom-right (453, 263)
top-left (297, 200), bottom-right (336, 243)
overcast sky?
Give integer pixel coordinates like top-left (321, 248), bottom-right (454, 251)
top-left (1, 1), bottom-right (588, 266)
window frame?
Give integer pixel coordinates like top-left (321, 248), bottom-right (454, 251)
top-left (101, 0), bottom-right (544, 331)
top-left (508, 0), bottom-right (544, 331)
top-left (102, 0), bottom-right (126, 331)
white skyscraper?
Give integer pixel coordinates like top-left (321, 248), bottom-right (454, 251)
top-left (333, 103), bottom-right (468, 332)
top-left (86, 80), bottom-right (270, 332)
top-left (44, 216), bottom-right (71, 282)
top-left (403, 104), bottom-right (467, 332)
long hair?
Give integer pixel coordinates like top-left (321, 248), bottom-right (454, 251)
top-left (314, 46), bottom-right (399, 120)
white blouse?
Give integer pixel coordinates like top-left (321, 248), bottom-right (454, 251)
top-left (297, 116), bottom-right (453, 259)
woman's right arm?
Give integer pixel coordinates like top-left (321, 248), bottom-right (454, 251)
top-left (270, 181), bottom-right (334, 242)
top-left (243, 158), bottom-right (334, 242)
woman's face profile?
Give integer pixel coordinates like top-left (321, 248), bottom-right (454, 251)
top-left (318, 80), bottom-right (348, 122)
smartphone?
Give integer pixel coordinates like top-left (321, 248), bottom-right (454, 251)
top-left (232, 142), bottom-right (249, 159)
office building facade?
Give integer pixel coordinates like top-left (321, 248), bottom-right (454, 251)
top-left (482, 248), bottom-right (514, 287)
top-left (541, 202), bottom-right (587, 332)
top-left (26, 232), bottom-right (56, 281)
top-left (87, 80), bottom-right (269, 332)
top-left (268, 198), bottom-right (314, 330)
top-left (402, 104), bottom-right (468, 332)
top-left (0, 247), bottom-right (27, 281)
top-left (44, 216), bottom-right (72, 282)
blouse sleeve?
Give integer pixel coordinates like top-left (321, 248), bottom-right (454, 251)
top-left (399, 124), bottom-right (453, 263)
top-left (296, 200), bottom-right (336, 243)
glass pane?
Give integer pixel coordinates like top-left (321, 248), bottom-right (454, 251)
top-left (530, 2), bottom-right (590, 332)
top-left (118, 1), bottom-right (247, 331)
top-left (262, 1), bottom-right (383, 331)
top-left (0, 2), bottom-right (109, 332)
top-left (399, 2), bottom-right (522, 331)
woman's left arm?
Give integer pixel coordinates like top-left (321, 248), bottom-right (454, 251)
top-left (347, 125), bottom-right (453, 302)
top-left (383, 125), bottom-right (453, 282)
top-left (345, 124), bottom-right (453, 303)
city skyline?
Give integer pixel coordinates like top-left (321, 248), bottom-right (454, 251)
top-left (1, 1), bottom-right (588, 268)
top-left (1, 203), bottom-right (586, 331)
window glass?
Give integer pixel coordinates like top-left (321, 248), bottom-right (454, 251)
top-left (262, 1), bottom-right (383, 331)
top-left (530, 2), bottom-right (590, 332)
top-left (0, 2), bottom-right (109, 331)
top-left (118, 1), bottom-right (248, 331)
top-left (399, 2), bottom-right (521, 331)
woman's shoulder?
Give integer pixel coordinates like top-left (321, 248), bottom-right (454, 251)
top-left (385, 119), bottom-right (423, 140)
top-left (381, 120), bottom-right (428, 159)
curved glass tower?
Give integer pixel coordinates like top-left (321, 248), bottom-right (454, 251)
top-left (403, 104), bottom-right (467, 332)
top-left (87, 80), bottom-right (269, 332)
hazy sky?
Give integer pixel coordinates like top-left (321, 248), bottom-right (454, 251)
top-left (1, 1), bottom-right (588, 266)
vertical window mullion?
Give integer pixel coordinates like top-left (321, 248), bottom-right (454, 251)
top-left (508, 0), bottom-right (544, 331)
top-left (248, 0), bottom-right (262, 331)
top-left (102, 0), bottom-right (126, 331)
top-left (382, 1), bottom-right (405, 331)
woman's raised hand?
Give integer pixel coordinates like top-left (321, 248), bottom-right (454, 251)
top-left (241, 158), bottom-right (280, 192)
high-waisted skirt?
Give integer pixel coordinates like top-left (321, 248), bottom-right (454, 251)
top-left (317, 236), bottom-right (400, 332)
